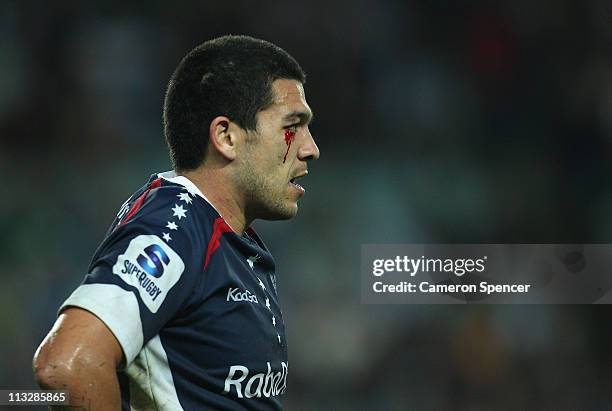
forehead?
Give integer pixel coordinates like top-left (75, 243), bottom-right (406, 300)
top-left (264, 79), bottom-right (312, 122)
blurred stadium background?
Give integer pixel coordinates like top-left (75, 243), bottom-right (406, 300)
top-left (2, 1), bottom-right (612, 409)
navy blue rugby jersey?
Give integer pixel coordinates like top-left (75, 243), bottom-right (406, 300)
top-left (60, 171), bottom-right (288, 410)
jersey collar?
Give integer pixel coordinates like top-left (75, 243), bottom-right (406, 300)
top-left (158, 170), bottom-right (242, 234)
top-left (157, 170), bottom-right (220, 213)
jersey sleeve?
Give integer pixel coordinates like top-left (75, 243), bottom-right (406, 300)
top-left (59, 185), bottom-right (206, 366)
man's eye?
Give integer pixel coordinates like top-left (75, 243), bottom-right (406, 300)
top-left (285, 125), bottom-right (298, 132)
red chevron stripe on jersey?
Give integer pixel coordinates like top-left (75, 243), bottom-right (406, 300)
top-left (120, 177), bottom-right (163, 226)
top-left (203, 217), bottom-right (233, 270)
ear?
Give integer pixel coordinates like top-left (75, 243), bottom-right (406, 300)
top-left (208, 116), bottom-right (239, 161)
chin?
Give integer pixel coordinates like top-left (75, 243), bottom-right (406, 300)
top-left (260, 203), bottom-right (299, 221)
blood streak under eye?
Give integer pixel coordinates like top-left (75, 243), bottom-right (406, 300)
top-left (283, 129), bottom-right (296, 163)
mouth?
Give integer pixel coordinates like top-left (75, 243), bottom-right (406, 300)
top-left (289, 171), bottom-right (307, 194)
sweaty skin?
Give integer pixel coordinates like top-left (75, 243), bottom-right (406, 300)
top-left (282, 129), bottom-right (296, 163)
top-left (33, 308), bottom-right (123, 410)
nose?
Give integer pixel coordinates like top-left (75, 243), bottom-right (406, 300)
top-left (297, 128), bottom-right (320, 161)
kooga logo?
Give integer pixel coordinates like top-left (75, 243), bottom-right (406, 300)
top-left (227, 287), bottom-right (259, 304)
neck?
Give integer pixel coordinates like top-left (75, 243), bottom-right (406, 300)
top-left (178, 167), bottom-right (249, 235)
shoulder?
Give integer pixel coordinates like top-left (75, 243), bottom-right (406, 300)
top-left (93, 174), bottom-right (218, 271)
top-left (85, 175), bottom-right (213, 316)
top-left (116, 175), bottom-right (216, 235)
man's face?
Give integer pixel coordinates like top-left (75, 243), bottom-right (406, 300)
top-left (236, 79), bottom-right (319, 221)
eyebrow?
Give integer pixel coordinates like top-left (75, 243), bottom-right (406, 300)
top-left (283, 110), bottom-right (314, 125)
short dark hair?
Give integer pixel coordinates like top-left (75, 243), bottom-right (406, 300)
top-left (163, 35), bottom-right (306, 171)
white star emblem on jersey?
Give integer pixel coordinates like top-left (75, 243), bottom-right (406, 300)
top-left (272, 316), bottom-right (276, 326)
top-left (177, 192), bottom-right (193, 204)
top-left (277, 334), bottom-right (281, 343)
top-left (166, 221), bottom-right (178, 231)
top-left (172, 204), bottom-right (187, 220)
top-left (162, 232), bottom-right (172, 242)
top-left (247, 255), bottom-right (260, 269)
top-left (265, 297), bottom-right (270, 310)
top-left (258, 278), bottom-right (266, 291)
top-left (182, 187), bottom-right (198, 197)
top-left (270, 273), bottom-right (277, 292)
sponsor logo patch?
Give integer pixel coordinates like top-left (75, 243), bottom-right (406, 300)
top-left (222, 362), bottom-right (288, 399)
top-left (226, 287), bottom-right (259, 304)
top-left (112, 234), bottom-right (185, 313)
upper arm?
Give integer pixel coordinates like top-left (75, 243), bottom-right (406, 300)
top-left (34, 307), bottom-right (124, 385)
top-left (36, 185), bottom-right (206, 377)
top-left (60, 187), bottom-right (205, 363)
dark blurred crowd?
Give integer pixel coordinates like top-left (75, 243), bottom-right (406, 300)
top-left (2, 1), bottom-right (612, 409)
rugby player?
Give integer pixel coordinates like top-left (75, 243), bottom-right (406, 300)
top-left (33, 35), bottom-right (319, 410)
